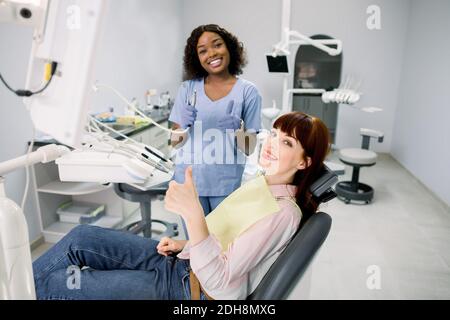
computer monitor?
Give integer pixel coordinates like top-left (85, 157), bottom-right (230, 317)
top-left (24, 0), bottom-right (106, 148)
top-left (266, 54), bottom-right (289, 73)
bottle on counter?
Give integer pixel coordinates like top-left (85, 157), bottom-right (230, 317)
top-left (125, 98), bottom-right (138, 116)
top-left (145, 89), bottom-right (157, 112)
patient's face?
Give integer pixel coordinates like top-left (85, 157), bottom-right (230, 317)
top-left (259, 129), bottom-right (306, 177)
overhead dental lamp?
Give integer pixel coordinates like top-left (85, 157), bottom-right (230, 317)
top-left (269, 0), bottom-right (345, 113)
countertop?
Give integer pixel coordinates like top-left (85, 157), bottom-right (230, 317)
top-left (32, 113), bottom-right (170, 147)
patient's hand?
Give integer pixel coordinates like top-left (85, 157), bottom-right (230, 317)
top-left (165, 166), bottom-right (204, 221)
top-left (157, 237), bottom-right (187, 256)
top-left (165, 166), bottom-right (209, 246)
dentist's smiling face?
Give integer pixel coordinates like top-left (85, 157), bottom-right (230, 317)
top-left (259, 129), bottom-right (308, 177)
top-left (197, 31), bottom-right (231, 76)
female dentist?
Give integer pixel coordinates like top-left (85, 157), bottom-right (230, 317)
top-left (169, 24), bottom-right (262, 215)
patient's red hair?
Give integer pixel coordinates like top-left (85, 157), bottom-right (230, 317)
top-left (273, 112), bottom-right (331, 226)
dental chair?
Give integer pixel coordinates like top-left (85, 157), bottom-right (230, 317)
top-left (113, 182), bottom-right (178, 239)
top-left (115, 166), bottom-right (337, 300)
top-left (335, 128), bottom-right (384, 204)
top-left (248, 165), bottom-right (337, 300)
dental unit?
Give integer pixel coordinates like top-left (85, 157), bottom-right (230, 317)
top-left (0, 0), bottom-right (177, 299)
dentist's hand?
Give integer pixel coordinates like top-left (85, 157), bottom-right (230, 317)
top-left (179, 103), bottom-right (197, 129)
top-left (164, 166), bottom-right (204, 222)
top-left (217, 100), bottom-right (242, 131)
top-left (156, 237), bottom-right (187, 256)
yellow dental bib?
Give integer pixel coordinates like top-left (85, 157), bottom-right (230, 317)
top-left (205, 175), bottom-right (280, 251)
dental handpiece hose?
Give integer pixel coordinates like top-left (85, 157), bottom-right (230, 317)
top-left (0, 144), bottom-right (71, 176)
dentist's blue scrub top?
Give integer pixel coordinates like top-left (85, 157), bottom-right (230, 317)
top-left (169, 77), bottom-right (262, 196)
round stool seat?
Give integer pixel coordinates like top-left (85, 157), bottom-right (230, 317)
top-left (339, 148), bottom-right (377, 166)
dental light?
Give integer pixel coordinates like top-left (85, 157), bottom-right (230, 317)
top-left (270, 0), bottom-right (344, 113)
top-left (272, 29), bottom-right (342, 58)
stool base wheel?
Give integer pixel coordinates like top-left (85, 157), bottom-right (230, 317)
top-left (335, 181), bottom-right (374, 204)
top-left (123, 219), bottom-right (178, 239)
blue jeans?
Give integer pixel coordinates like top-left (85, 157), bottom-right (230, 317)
top-left (33, 224), bottom-right (206, 300)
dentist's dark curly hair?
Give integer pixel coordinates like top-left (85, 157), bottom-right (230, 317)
top-left (182, 24), bottom-right (247, 80)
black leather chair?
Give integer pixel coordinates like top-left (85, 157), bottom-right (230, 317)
top-left (248, 166), bottom-right (337, 300)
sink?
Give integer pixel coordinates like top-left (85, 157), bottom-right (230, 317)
top-left (110, 124), bottom-right (134, 131)
top-left (100, 123), bottom-right (135, 134)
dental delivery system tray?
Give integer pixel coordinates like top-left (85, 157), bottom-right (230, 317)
top-left (55, 150), bottom-right (174, 190)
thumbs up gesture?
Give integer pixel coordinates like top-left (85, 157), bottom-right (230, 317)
top-left (217, 100), bottom-right (242, 131)
top-left (164, 166), bottom-right (204, 220)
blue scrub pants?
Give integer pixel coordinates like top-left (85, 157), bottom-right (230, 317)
top-left (33, 224), bottom-right (208, 300)
top-left (199, 196), bottom-right (227, 216)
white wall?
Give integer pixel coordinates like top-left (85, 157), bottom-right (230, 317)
top-left (91, 0), bottom-right (184, 114)
top-left (392, 0), bottom-right (450, 206)
top-left (0, 24), bottom-right (41, 241)
top-left (0, 0), bottom-right (183, 242)
top-left (181, 0), bottom-right (411, 153)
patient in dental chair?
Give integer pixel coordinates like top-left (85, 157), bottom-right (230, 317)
top-left (33, 112), bottom-right (330, 300)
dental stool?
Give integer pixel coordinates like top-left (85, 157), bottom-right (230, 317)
top-left (114, 182), bottom-right (178, 239)
top-left (335, 128), bottom-right (384, 204)
top-left (248, 165), bottom-right (337, 300)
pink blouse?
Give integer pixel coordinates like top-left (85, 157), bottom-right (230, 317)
top-left (177, 184), bottom-right (302, 300)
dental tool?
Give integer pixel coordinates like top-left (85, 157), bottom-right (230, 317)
top-left (84, 128), bottom-right (172, 175)
top-left (89, 116), bottom-right (173, 165)
top-left (185, 89), bottom-right (197, 128)
top-left (190, 89), bottom-right (197, 108)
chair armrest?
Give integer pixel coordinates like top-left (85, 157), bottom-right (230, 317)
top-left (360, 128), bottom-right (384, 143)
top-left (310, 165), bottom-right (338, 199)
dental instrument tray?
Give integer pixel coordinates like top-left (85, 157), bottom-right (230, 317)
top-left (56, 201), bottom-right (106, 224)
top-left (56, 150), bottom-right (174, 191)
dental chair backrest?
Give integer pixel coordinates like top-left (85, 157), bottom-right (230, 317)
top-left (247, 165), bottom-right (337, 300)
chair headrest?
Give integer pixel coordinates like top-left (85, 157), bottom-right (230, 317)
top-left (309, 165), bottom-right (338, 203)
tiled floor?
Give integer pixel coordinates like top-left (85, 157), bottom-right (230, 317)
top-left (32, 152), bottom-right (450, 299)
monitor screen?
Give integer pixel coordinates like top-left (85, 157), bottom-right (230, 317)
top-left (266, 55), bottom-right (289, 73)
